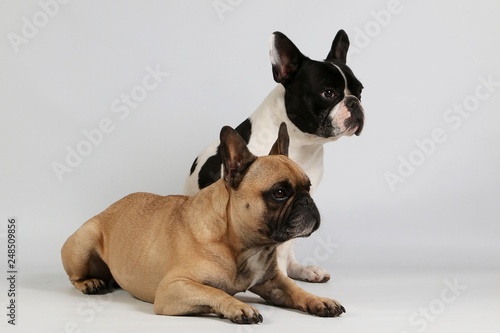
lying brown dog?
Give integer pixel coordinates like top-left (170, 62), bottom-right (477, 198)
top-left (61, 123), bottom-right (344, 324)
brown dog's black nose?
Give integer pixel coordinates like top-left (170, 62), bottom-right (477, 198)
top-left (298, 194), bottom-right (314, 207)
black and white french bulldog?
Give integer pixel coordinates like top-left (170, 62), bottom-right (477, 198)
top-left (184, 30), bottom-right (364, 283)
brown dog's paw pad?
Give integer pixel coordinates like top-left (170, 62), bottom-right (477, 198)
top-left (229, 306), bottom-right (263, 324)
top-left (306, 297), bottom-right (345, 317)
top-left (74, 279), bottom-right (107, 295)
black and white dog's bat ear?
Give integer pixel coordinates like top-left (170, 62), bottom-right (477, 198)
top-left (269, 122), bottom-right (290, 157)
top-left (269, 31), bottom-right (306, 85)
top-left (219, 126), bottom-right (257, 189)
top-left (326, 29), bottom-right (350, 64)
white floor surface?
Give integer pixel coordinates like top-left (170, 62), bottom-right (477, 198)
top-left (2, 266), bottom-right (499, 333)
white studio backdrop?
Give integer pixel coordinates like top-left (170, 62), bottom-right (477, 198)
top-left (1, 0), bottom-right (499, 274)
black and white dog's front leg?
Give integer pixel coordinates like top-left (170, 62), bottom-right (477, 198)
top-left (277, 240), bottom-right (330, 283)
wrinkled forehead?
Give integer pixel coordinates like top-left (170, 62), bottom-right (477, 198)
top-left (245, 156), bottom-right (310, 188)
top-left (297, 60), bottom-right (346, 88)
top-left (328, 61), bottom-right (364, 98)
top-left (293, 60), bottom-right (362, 97)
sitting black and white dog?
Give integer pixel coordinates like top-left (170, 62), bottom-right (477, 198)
top-left (184, 30), bottom-right (364, 283)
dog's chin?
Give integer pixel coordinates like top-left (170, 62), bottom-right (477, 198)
top-left (345, 121), bottom-right (364, 136)
top-left (344, 125), bottom-right (358, 137)
top-left (354, 120), bottom-right (364, 136)
top-left (272, 218), bottom-right (320, 243)
top-left (292, 227), bottom-right (319, 242)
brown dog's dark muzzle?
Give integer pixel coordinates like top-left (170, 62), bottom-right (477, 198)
top-left (271, 192), bottom-right (320, 242)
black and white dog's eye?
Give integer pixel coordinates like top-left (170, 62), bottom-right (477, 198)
top-left (273, 189), bottom-right (288, 201)
top-left (322, 90), bottom-right (335, 99)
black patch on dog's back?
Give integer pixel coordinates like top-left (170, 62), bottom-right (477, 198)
top-left (235, 118), bottom-right (252, 144)
top-left (198, 152), bottom-right (222, 189)
top-left (197, 119), bottom-right (253, 190)
top-left (189, 157), bottom-right (198, 175)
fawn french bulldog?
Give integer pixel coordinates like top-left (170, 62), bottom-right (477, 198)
top-left (61, 123), bottom-right (344, 324)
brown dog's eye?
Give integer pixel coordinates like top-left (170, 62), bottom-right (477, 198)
top-left (273, 189), bottom-right (288, 201)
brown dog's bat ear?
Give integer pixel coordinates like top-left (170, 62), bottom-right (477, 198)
top-left (269, 122), bottom-right (290, 157)
top-left (219, 126), bottom-right (257, 189)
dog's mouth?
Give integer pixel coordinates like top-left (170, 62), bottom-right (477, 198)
top-left (345, 118), bottom-right (364, 136)
top-left (338, 97), bottom-right (364, 137)
top-left (268, 193), bottom-right (321, 243)
top-left (345, 125), bottom-right (358, 136)
top-left (271, 217), bottom-right (319, 243)
top-left (354, 119), bottom-right (364, 136)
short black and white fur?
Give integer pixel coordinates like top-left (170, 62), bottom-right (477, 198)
top-left (184, 30), bottom-right (364, 283)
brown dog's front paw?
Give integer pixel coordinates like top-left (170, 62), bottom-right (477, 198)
top-left (73, 278), bottom-right (107, 295)
top-left (226, 305), bottom-right (263, 324)
top-left (304, 297), bottom-right (345, 317)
